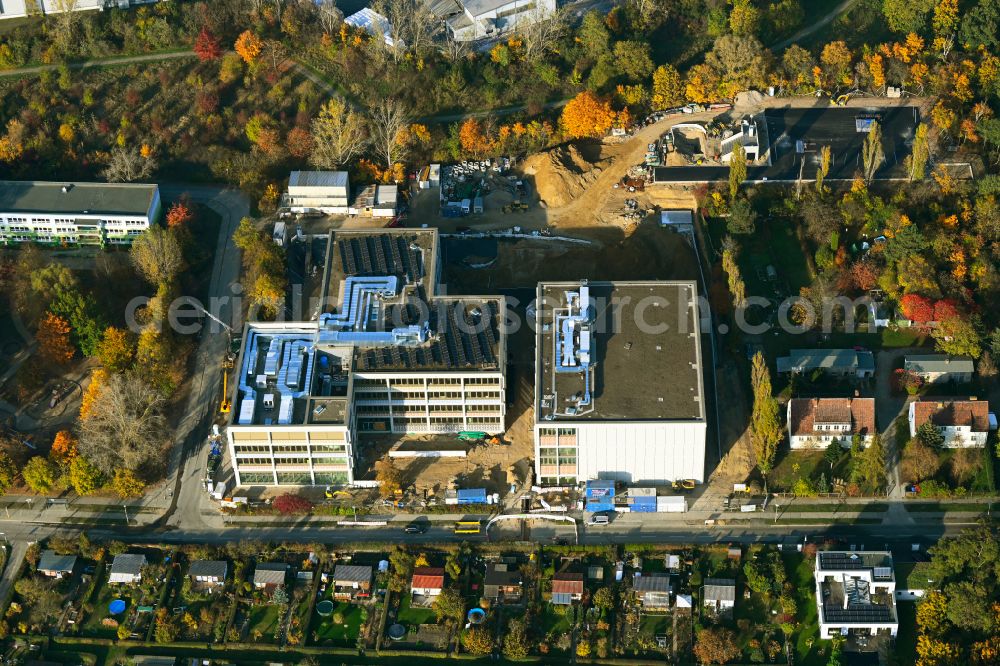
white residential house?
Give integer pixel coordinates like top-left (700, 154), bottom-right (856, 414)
top-left (282, 171), bottom-right (350, 214)
top-left (787, 397), bottom-right (876, 449)
top-left (815, 551), bottom-right (898, 639)
top-left (37, 550), bottom-right (77, 578)
top-left (0, 180), bottom-right (161, 246)
top-left (188, 560), bottom-right (228, 588)
top-left (908, 398), bottom-right (992, 448)
top-left (410, 567), bottom-right (445, 597)
top-left (108, 554), bottom-right (147, 584)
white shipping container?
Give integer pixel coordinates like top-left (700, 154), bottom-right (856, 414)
top-left (740, 504), bottom-right (758, 512)
top-left (630, 487), bottom-right (657, 497)
top-left (656, 496), bottom-right (686, 512)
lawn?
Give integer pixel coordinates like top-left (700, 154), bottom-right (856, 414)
top-left (783, 552), bottom-right (824, 666)
top-left (313, 601), bottom-right (364, 644)
top-left (769, 449), bottom-right (851, 493)
top-left (80, 581), bottom-right (149, 639)
top-left (540, 603), bottom-right (574, 636)
top-left (637, 614), bottom-right (668, 640)
top-left (397, 593), bottom-right (437, 626)
top-left (245, 603), bottom-right (284, 642)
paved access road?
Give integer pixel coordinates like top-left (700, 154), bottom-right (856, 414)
top-left (157, 185), bottom-right (248, 533)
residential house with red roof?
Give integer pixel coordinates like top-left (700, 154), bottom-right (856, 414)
top-left (908, 398), bottom-right (991, 448)
top-left (410, 567), bottom-right (446, 598)
top-left (787, 398), bottom-right (876, 449)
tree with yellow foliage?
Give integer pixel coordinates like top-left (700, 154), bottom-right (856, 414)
top-left (111, 468), bottom-right (145, 499)
top-left (79, 368), bottom-right (108, 421)
top-left (234, 31), bottom-right (263, 64)
top-left (559, 91), bottom-right (615, 139)
top-left (820, 41), bottom-right (853, 87)
top-left (651, 64), bottom-right (684, 110)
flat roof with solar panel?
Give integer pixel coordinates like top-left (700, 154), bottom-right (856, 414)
top-left (815, 551), bottom-right (897, 632)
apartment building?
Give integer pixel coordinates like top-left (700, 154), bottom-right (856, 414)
top-left (787, 397), bottom-right (876, 449)
top-left (908, 398), bottom-right (992, 448)
top-left (0, 180), bottom-right (161, 246)
top-left (815, 551), bottom-right (898, 639)
top-left (533, 281), bottom-right (707, 487)
top-left (226, 229), bottom-right (507, 487)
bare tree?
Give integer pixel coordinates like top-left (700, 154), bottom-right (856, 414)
top-left (443, 30), bottom-right (468, 62)
top-left (375, 0), bottom-right (442, 61)
top-left (130, 227), bottom-right (184, 287)
top-left (102, 147), bottom-right (157, 183)
top-left (316, 0), bottom-right (343, 35)
top-left (310, 99), bottom-right (369, 169)
top-left (368, 98), bottom-right (411, 169)
top-left (78, 372), bottom-right (166, 475)
top-left (50, 0), bottom-right (80, 53)
top-left (514, 5), bottom-right (568, 62)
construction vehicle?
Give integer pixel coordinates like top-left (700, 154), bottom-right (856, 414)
top-left (457, 431), bottom-right (489, 441)
top-left (672, 479), bottom-right (697, 491)
top-left (834, 93), bottom-right (850, 106)
top-left (219, 353), bottom-right (235, 414)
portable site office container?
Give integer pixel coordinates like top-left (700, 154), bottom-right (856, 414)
top-left (457, 488), bottom-right (487, 504)
top-left (585, 480), bottom-right (615, 499)
top-left (656, 496), bottom-right (687, 513)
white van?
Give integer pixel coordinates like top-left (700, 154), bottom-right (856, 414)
top-left (589, 513), bottom-right (611, 525)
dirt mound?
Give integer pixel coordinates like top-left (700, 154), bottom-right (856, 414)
top-left (521, 143), bottom-right (605, 209)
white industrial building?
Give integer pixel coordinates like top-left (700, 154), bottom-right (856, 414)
top-left (227, 229), bottom-right (507, 487)
top-left (815, 551), bottom-right (898, 639)
top-left (344, 7), bottom-right (396, 47)
top-left (282, 171), bottom-right (351, 214)
top-left (0, 180), bottom-right (161, 246)
top-left (533, 281), bottom-right (707, 487)
top-left (787, 397), bottom-right (876, 449)
top-left (0, 0), bottom-right (161, 20)
top-left (425, 0), bottom-right (557, 41)
top-left (908, 398), bottom-right (992, 448)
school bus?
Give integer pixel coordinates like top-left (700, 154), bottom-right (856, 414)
top-left (453, 520), bottom-right (483, 534)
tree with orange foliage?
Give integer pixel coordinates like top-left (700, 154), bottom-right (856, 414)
top-left (560, 91), bottom-right (615, 139)
top-left (285, 126), bottom-right (313, 159)
top-left (235, 31), bottom-right (263, 64)
top-left (193, 27), bottom-right (222, 62)
top-left (458, 119), bottom-right (494, 158)
top-left (37, 312), bottom-right (74, 364)
top-left (166, 201), bottom-right (194, 230)
top-left (79, 368), bottom-right (108, 421)
top-left (49, 430), bottom-right (78, 467)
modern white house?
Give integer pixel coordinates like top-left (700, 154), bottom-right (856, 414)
top-left (0, 180), bottom-right (161, 246)
top-left (282, 171), bottom-right (351, 214)
top-left (426, 0), bottom-right (557, 41)
top-left (533, 281), bottom-right (707, 487)
top-left (787, 397), bottom-right (876, 449)
top-left (904, 355), bottom-right (974, 384)
top-left (815, 551), bottom-right (898, 639)
top-left (226, 229), bottom-right (507, 487)
top-left (908, 398), bottom-right (991, 448)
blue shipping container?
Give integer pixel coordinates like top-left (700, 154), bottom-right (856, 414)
top-left (457, 488), bottom-right (487, 504)
top-left (631, 503), bottom-right (657, 513)
top-left (587, 499), bottom-right (614, 512)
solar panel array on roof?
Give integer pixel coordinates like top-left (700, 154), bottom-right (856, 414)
top-left (818, 552), bottom-right (891, 571)
top-left (822, 603), bottom-right (894, 623)
top-left (336, 235), bottom-right (423, 284)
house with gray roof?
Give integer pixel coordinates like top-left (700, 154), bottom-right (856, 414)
top-left (332, 564), bottom-right (373, 600)
top-left (632, 573), bottom-right (671, 609)
top-left (904, 355), bottom-right (974, 384)
top-left (252, 563), bottom-right (289, 591)
top-left (777, 349), bottom-right (875, 378)
top-left (109, 554), bottom-right (147, 584)
top-left (188, 560), bottom-right (228, 588)
top-left (702, 578), bottom-right (736, 612)
top-left (38, 550), bottom-right (77, 578)
top-left (425, 0), bottom-right (557, 41)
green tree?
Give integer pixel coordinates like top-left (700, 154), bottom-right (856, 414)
top-left (502, 618), bottom-right (529, 659)
top-left (959, 0), bottom-right (1000, 51)
top-left (611, 40), bottom-right (653, 81)
top-left (0, 452), bottom-right (18, 495)
top-left (593, 586), bottom-right (614, 609)
top-left (727, 197), bottom-right (757, 235)
top-left (910, 123), bottom-right (930, 181)
top-left (916, 422), bottom-right (945, 449)
top-left (729, 0), bottom-right (761, 36)
top-left (862, 120), bottom-right (884, 184)
top-left (823, 440), bottom-right (842, 470)
top-left (882, 0), bottom-right (934, 33)
top-left (856, 434), bottom-right (887, 491)
top-left (933, 315), bottom-right (982, 358)
top-left (433, 587), bottom-right (466, 624)
top-left (750, 351), bottom-right (781, 489)
top-left (729, 143), bottom-right (747, 199)
top-left (68, 456), bottom-right (102, 496)
top-left (577, 11), bottom-right (610, 59)
top-left (651, 64), bottom-right (684, 110)
top-left (22, 456), bottom-right (58, 494)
